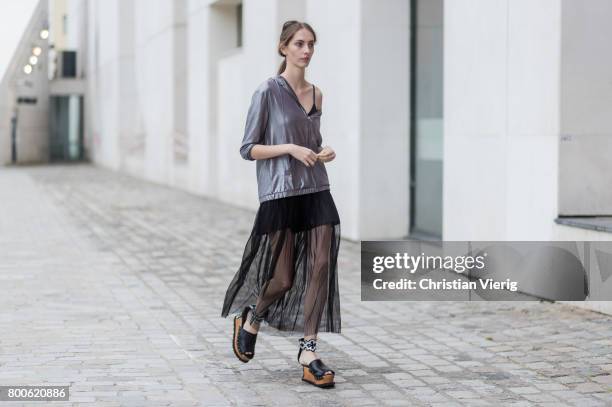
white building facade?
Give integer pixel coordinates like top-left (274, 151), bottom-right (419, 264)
top-left (49, 0), bottom-right (609, 242)
top-left (53, 0), bottom-right (410, 243)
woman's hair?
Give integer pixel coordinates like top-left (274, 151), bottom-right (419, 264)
top-left (277, 20), bottom-right (317, 75)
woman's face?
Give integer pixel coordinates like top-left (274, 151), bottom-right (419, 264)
top-left (281, 28), bottom-right (315, 69)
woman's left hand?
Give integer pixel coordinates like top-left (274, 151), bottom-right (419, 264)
top-left (317, 146), bottom-right (336, 163)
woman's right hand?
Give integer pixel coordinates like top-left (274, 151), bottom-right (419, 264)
top-left (288, 144), bottom-right (318, 167)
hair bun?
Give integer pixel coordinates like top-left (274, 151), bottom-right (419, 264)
top-left (283, 20), bottom-right (298, 29)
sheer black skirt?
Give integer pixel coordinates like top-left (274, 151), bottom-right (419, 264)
top-left (221, 189), bottom-right (341, 336)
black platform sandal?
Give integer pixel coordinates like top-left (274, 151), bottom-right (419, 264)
top-left (297, 337), bottom-right (335, 388)
top-left (232, 304), bottom-right (264, 363)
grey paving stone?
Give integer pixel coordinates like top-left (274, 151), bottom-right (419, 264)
top-left (0, 164), bottom-right (611, 406)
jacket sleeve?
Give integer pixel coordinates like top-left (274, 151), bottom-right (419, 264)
top-left (239, 87), bottom-right (269, 161)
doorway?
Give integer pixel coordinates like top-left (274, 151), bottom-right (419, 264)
top-left (49, 95), bottom-right (84, 161)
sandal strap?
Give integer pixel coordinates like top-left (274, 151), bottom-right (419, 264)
top-left (238, 327), bottom-right (257, 356)
top-left (309, 359), bottom-right (335, 378)
top-left (236, 305), bottom-right (259, 357)
top-left (299, 337), bottom-right (317, 352)
top-left (248, 304), bottom-right (265, 325)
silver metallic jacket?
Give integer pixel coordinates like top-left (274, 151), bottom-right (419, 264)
top-left (240, 75), bottom-right (331, 203)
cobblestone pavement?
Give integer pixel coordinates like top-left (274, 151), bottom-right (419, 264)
top-left (1, 163), bottom-right (612, 407)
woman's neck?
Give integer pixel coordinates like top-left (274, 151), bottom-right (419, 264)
top-left (280, 66), bottom-right (307, 89)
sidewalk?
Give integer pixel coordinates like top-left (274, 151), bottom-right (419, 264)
top-left (0, 163), bottom-right (611, 407)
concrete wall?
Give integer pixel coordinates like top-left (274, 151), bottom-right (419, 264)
top-left (443, 0), bottom-right (612, 314)
top-left (87, 0), bottom-right (120, 169)
top-left (359, 0), bottom-right (410, 239)
top-left (84, 0), bottom-right (187, 184)
top-left (444, 0), bottom-right (612, 244)
top-left (0, 0), bottom-right (50, 165)
top-left (65, 0), bottom-right (87, 78)
top-left (444, 0), bottom-right (562, 241)
top-left (49, 0), bottom-right (67, 50)
top-left (558, 0), bottom-right (612, 216)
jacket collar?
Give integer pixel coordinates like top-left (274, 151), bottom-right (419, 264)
top-left (274, 74), bottom-right (293, 93)
top-left (275, 75), bottom-right (302, 108)
top-left (274, 74), bottom-right (320, 118)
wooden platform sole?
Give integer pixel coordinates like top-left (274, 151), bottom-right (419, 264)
top-left (301, 366), bottom-right (335, 388)
top-left (232, 315), bottom-right (251, 363)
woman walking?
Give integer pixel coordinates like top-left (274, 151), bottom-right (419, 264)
top-left (220, 20), bottom-right (341, 388)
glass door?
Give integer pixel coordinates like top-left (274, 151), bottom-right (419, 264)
top-left (49, 95), bottom-right (84, 161)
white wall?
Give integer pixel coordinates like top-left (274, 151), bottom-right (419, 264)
top-left (86, 0), bottom-right (120, 169)
top-left (117, 0), bottom-right (143, 177)
top-left (85, 0), bottom-right (189, 184)
top-left (306, 0), bottom-right (362, 240)
top-left (189, 0), bottom-right (244, 201)
top-left (444, 0), bottom-right (612, 244)
top-left (444, 0), bottom-right (562, 241)
top-left (134, 0), bottom-right (175, 182)
top-left (359, 0), bottom-right (410, 239)
top-left (558, 0), bottom-right (612, 216)
top-left (445, 0), bottom-right (612, 316)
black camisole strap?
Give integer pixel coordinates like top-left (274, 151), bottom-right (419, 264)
top-left (308, 84), bottom-right (317, 115)
top-left (312, 84), bottom-right (315, 106)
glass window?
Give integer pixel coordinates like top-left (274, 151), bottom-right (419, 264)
top-left (410, 0), bottom-right (444, 239)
